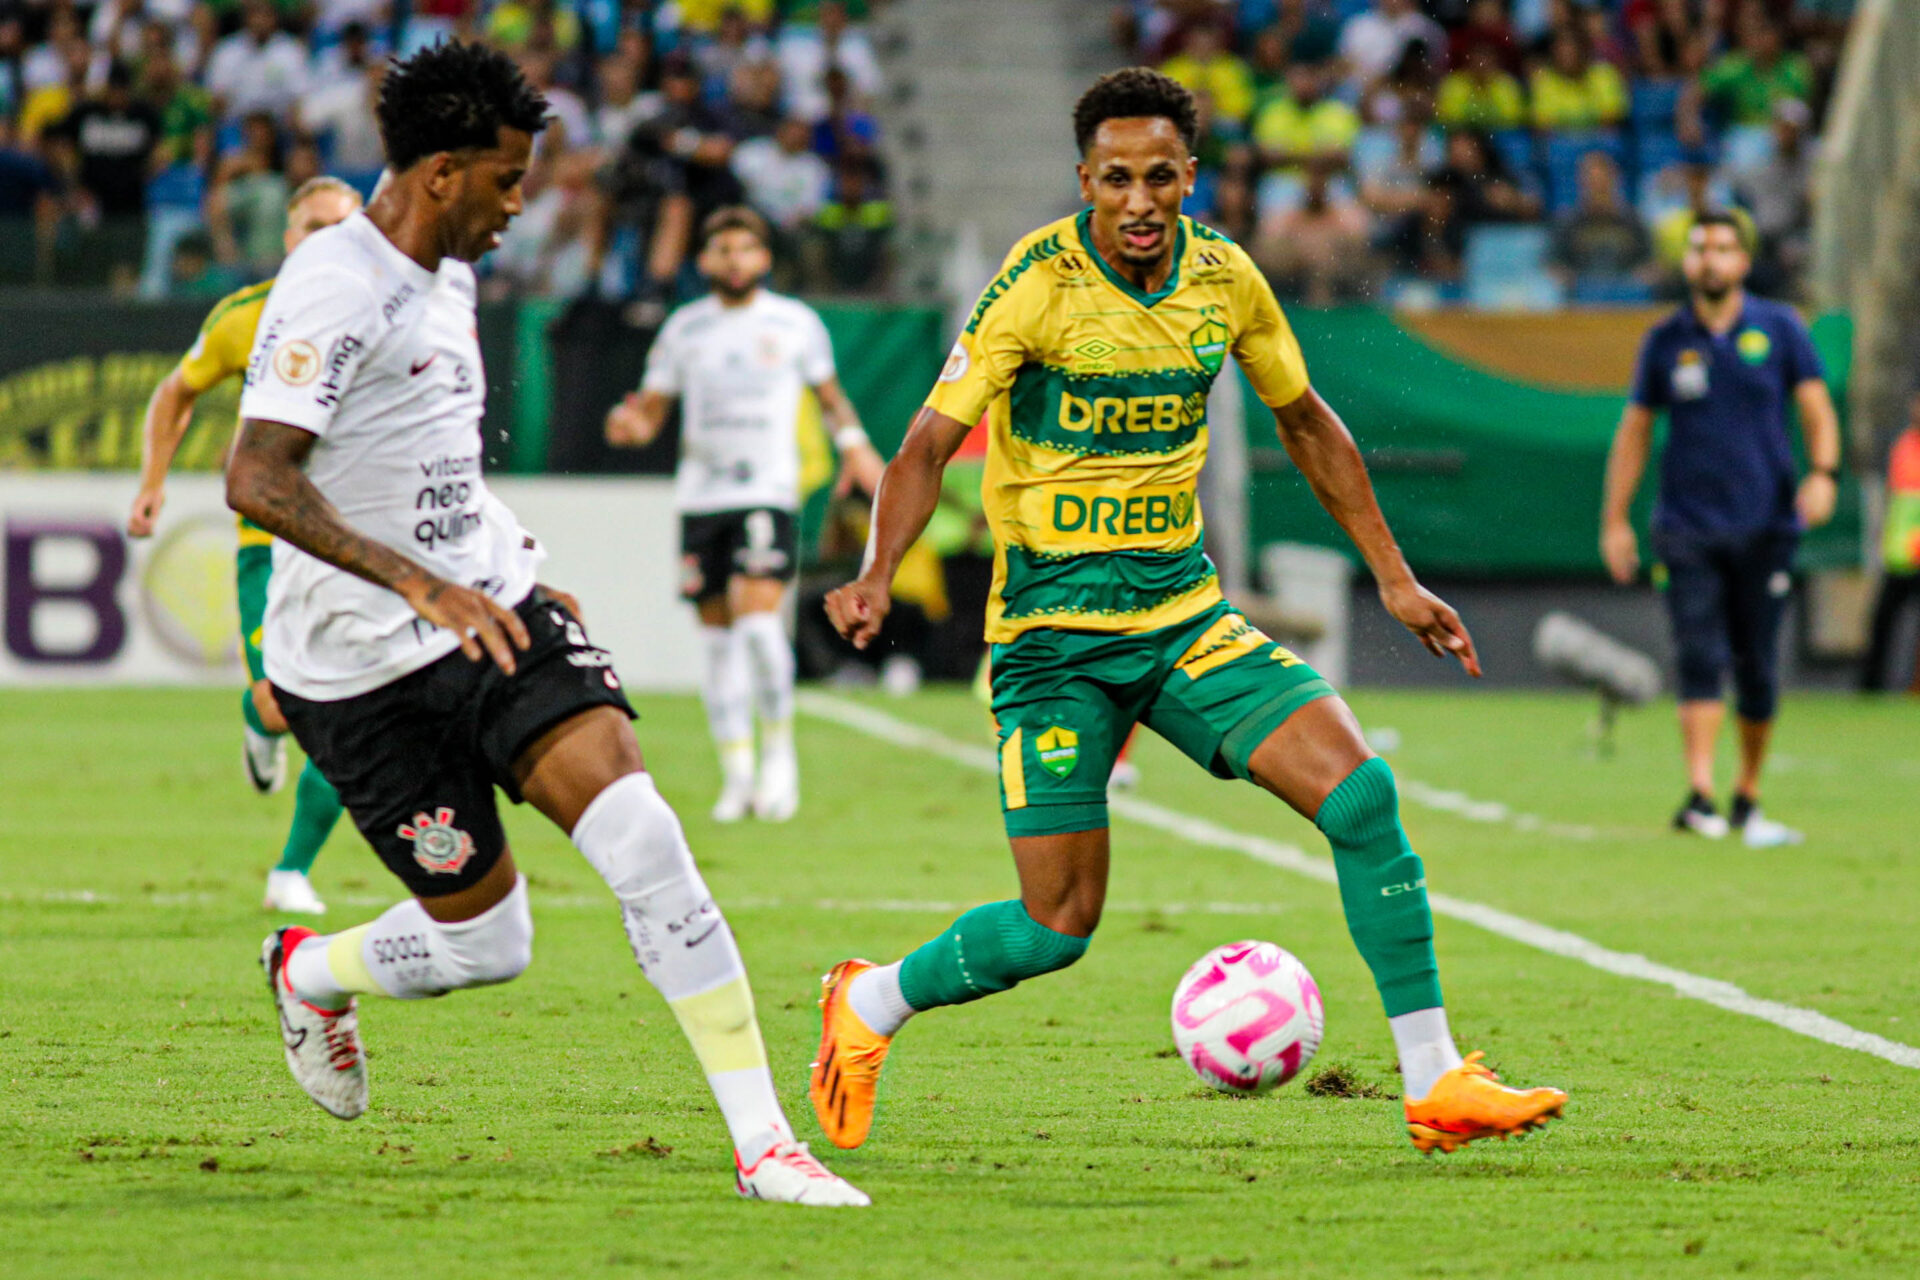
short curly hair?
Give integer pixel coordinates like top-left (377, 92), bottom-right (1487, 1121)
top-left (376, 40), bottom-right (550, 172)
top-left (1072, 67), bottom-right (1198, 156)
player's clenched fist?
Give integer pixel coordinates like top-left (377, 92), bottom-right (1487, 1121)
top-left (399, 573), bottom-right (530, 674)
top-left (825, 577), bottom-right (891, 650)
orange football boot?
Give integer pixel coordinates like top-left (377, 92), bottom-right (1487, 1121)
top-left (809, 959), bottom-right (894, 1149)
top-left (1404, 1051), bottom-right (1567, 1153)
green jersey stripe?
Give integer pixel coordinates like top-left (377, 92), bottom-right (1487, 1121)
top-left (999, 542), bottom-right (1217, 623)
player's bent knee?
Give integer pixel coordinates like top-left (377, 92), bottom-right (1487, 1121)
top-left (975, 900), bottom-right (1093, 993)
top-left (435, 875), bottom-right (535, 988)
top-left (1314, 756), bottom-right (1402, 853)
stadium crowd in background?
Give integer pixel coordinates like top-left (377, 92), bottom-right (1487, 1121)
top-left (0, 0), bottom-right (895, 299)
top-left (1123, 0), bottom-right (1853, 307)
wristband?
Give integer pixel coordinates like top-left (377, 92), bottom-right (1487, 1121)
top-left (834, 425), bottom-right (870, 450)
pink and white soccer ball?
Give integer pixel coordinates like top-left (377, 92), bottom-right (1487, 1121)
top-left (1171, 941), bottom-right (1324, 1094)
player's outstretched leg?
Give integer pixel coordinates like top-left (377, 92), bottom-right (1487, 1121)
top-left (698, 616), bottom-right (756, 823)
top-left (261, 868), bottom-right (536, 1119)
top-left (568, 771), bottom-right (866, 1204)
top-left (264, 760), bottom-right (345, 914)
top-left (736, 608), bottom-right (798, 822)
top-left (1252, 699), bottom-right (1567, 1152)
top-left (814, 832), bottom-right (1101, 1149)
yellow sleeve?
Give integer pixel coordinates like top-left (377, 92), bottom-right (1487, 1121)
top-left (177, 296), bottom-right (258, 393)
top-left (1229, 249), bottom-right (1309, 408)
top-left (923, 258), bottom-right (1050, 426)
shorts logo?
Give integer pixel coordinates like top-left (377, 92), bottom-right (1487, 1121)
top-left (1737, 328), bottom-right (1772, 365)
top-left (273, 340), bottom-right (320, 386)
top-left (1189, 318), bottom-right (1228, 376)
top-left (397, 807), bottom-right (476, 876)
top-left (1176, 612), bottom-right (1273, 681)
top-left (939, 340), bottom-right (970, 384)
top-left (1034, 725), bottom-right (1079, 779)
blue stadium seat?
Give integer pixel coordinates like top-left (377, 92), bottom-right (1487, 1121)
top-left (1632, 127), bottom-right (1686, 197)
top-left (1464, 224), bottom-right (1566, 310)
top-left (1543, 130), bottom-right (1625, 216)
top-left (1629, 80), bottom-right (1683, 133)
top-left (1571, 276), bottom-right (1655, 305)
top-left (1491, 128), bottom-right (1538, 191)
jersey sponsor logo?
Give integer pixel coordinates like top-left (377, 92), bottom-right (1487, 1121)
top-left (1050, 485), bottom-right (1195, 537)
top-left (1033, 725), bottom-right (1079, 779)
top-left (1174, 611), bottom-right (1276, 680)
top-left (939, 340), bottom-right (970, 383)
top-left (1051, 250), bottom-right (1092, 280)
top-left (1189, 246), bottom-right (1230, 279)
top-left (1189, 318), bottom-right (1229, 375)
top-left (381, 283), bottom-right (416, 324)
top-left (1070, 337), bottom-right (1118, 376)
top-left (397, 806), bottom-right (476, 876)
top-left (314, 334), bottom-right (364, 409)
top-left (1672, 349), bottom-right (1709, 400)
top-left (1737, 327), bottom-right (1772, 365)
top-left (1057, 389), bottom-right (1207, 435)
top-left (273, 339), bottom-right (320, 386)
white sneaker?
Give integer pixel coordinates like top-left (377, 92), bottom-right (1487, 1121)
top-left (711, 773), bottom-right (756, 824)
top-left (263, 869), bottom-right (327, 915)
top-left (1740, 810), bottom-right (1804, 849)
top-left (244, 726), bottom-right (287, 794)
top-left (735, 1139), bottom-right (870, 1206)
top-left (752, 747), bottom-right (799, 822)
top-left (261, 928), bottom-right (367, 1120)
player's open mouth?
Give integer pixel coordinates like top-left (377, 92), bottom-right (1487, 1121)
top-left (1121, 224), bottom-right (1163, 251)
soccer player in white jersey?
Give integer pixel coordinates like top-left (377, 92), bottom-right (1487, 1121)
top-left (606, 206), bottom-right (883, 823)
top-left (225, 41), bottom-right (865, 1207)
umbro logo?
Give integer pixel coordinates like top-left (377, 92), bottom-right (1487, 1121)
top-left (410, 354), bottom-right (438, 376)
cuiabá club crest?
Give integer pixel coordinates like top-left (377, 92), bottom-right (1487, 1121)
top-left (397, 807), bottom-right (476, 875)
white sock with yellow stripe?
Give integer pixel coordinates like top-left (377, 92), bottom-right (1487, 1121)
top-left (571, 772), bottom-right (791, 1156)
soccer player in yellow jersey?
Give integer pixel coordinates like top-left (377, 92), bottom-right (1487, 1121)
top-left (127, 175), bottom-right (363, 915)
top-left (810, 69), bottom-right (1567, 1154)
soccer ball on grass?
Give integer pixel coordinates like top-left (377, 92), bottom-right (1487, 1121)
top-left (1171, 940), bottom-right (1324, 1094)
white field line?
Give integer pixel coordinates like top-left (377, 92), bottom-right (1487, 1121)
top-left (1397, 778), bottom-right (1601, 841)
top-left (796, 691), bottom-right (1920, 1072)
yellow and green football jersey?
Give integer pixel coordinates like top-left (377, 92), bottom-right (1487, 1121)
top-left (925, 210), bottom-right (1310, 643)
top-left (179, 278), bottom-right (276, 550)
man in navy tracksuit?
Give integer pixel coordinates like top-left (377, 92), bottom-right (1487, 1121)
top-left (1600, 211), bottom-right (1841, 847)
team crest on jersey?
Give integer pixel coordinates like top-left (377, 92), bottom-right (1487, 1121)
top-left (1070, 337), bottom-right (1118, 375)
top-left (1737, 328), bottom-right (1772, 365)
top-left (1034, 726), bottom-right (1080, 779)
top-left (1189, 318), bottom-right (1229, 375)
top-left (397, 807), bottom-right (475, 876)
top-left (1189, 246), bottom-right (1230, 279)
top-left (273, 340), bottom-right (320, 386)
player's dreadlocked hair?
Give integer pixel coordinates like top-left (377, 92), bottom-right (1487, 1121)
top-left (1072, 67), bottom-right (1198, 156)
top-left (376, 40), bottom-right (549, 171)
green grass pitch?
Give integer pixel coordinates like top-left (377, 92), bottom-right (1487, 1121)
top-left (3, 686), bottom-right (1917, 1278)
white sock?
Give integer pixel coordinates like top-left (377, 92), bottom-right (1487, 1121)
top-left (734, 611), bottom-right (795, 727)
top-left (699, 624), bottom-right (753, 763)
top-left (1390, 1006), bottom-right (1464, 1100)
top-left (846, 961), bottom-right (913, 1037)
top-left (283, 879), bottom-right (534, 1005)
top-left (570, 773), bottom-right (793, 1153)
top-left (285, 934), bottom-right (350, 1008)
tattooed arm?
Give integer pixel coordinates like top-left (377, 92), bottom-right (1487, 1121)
top-left (227, 417), bottom-right (529, 672)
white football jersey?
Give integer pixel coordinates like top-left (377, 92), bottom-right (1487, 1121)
top-left (239, 212), bottom-right (543, 701)
top-left (641, 290), bottom-right (836, 514)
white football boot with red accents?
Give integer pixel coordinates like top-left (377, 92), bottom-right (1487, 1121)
top-left (261, 927), bottom-right (367, 1119)
top-left (735, 1138), bottom-right (870, 1206)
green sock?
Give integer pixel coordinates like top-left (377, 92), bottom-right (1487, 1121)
top-left (275, 760), bottom-right (344, 874)
top-left (240, 687), bottom-right (275, 738)
top-left (897, 899), bottom-right (1090, 1012)
top-left (1314, 757), bottom-right (1444, 1018)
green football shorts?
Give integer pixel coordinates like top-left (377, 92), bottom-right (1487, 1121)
top-left (989, 600), bottom-right (1337, 838)
top-left (236, 539), bottom-right (272, 684)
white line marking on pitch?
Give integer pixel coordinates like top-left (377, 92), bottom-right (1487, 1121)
top-left (797, 691), bottom-right (1920, 1072)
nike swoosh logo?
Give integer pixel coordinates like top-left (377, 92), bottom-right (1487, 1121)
top-left (410, 354), bottom-right (437, 376)
top-left (280, 1009), bottom-right (308, 1051)
top-left (684, 921), bottom-right (721, 948)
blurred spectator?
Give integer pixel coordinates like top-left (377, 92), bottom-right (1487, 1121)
top-left (1626, 0), bottom-right (1702, 78)
top-left (725, 58), bottom-right (785, 140)
top-left (1550, 150), bottom-right (1652, 286)
top-left (206, 109), bottom-right (288, 277)
top-left (402, 0), bottom-right (482, 54)
top-left (1161, 23), bottom-right (1255, 126)
top-left (810, 65), bottom-right (878, 164)
top-left (676, 0), bottom-right (777, 35)
top-left (732, 115), bottom-right (830, 233)
top-left (22, 8), bottom-right (91, 99)
top-left (1581, 3), bottom-right (1631, 69)
top-left (0, 17), bottom-right (23, 122)
top-left (1357, 112), bottom-right (1443, 221)
top-left (310, 19), bottom-right (378, 83)
top-left (1729, 96), bottom-right (1814, 292)
top-left (1337, 0), bottom-right (1444, 94)
top-left (51, 60), bottom-right (161, 291)
top-left (487, 0), bottom-right (581, 54)
top-left (140, 40), bottom-right (213, 169)
top-left (694, 7), bottom-right (774, 96)
top-left (205, 0), bottom-right (308, 121)
top-left (1273, 0), bottom-right (1343, 65)
top-left (1650, 161), bottom-right (1753, 290)
top-left (1246, 25), bottom-right (1291, 103)
top-left (0, 117), bottom-right (61, 284)
top-left (778, 0), bottom-right (881, 124)
top-left (1530, 26), bottom-right (1627, 130)
top-left (1394, 174), bottom-right (1466, 282)
top-left (1693, 10), bottom-right (1809, 128)
top-left (490, 148), bottom-right (599, 299)
top-left (1860, 396), bottom-right (1920, 694)
top-left (1435, 128), bottom-right (1539, 222)
top-left (518, 48), bottom-right (590, 154)
top-left (591, 52), bottom-right (662, 151)
top-left (1448, 0), bottom-right (1521, 75)
top-left (804, 151), bottom-right (890, 292)
top-left (165, 228), bottom-right (238, 297)
top-left (1254, 158), bottom-right (1374, 304)
top-left (20, 26), bottom-right (95, 143)
top-left (1436, 44), bottom-right (1525, 131)
top-left (296, 56), bottom-right (383, 187)
top-left (1251, 61), bottom-right (1358, 177)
